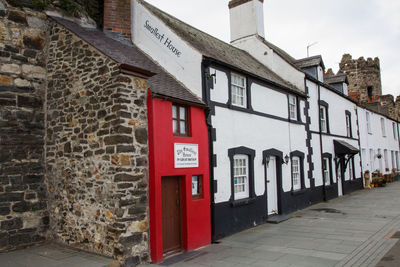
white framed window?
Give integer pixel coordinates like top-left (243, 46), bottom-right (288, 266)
top-left (366, 112), bottom-right (371, 134)
top-left (362, 149), bottom-right (367, 168)
top-left (348, 158), bottom-right (354, 180)
top-left (322, 157), bottom-right (330, 186)
top-left (289, 95), bottom-right (297, 120)
top-left (320, 106), bottom-right (327, 133)
top-left (393, 122), bottom-right (397, 140)
top-left (369, 149), bottom-right (374, 171)
top-left (233, 154), bottom-right (249, 199)
top-left (346, 113), bottom-right (351, 137)
top-left (378, 148), bottom-right (383, 172)
top-left (392, 151), bottom-right (396, 170)
top-left (231, 73), bottom-right (246, 108)
top-left (381, 118), bottom-right (386, 137)
top-left (291, 156), bottom-right (301, 190)
top-left (192, 175), bottom-right (202, 199)
top-left (396, 152), bottom-right (399, 169)
top-left (384, 149), bottom-right (389, 171)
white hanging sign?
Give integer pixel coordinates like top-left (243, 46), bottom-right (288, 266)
top-left (174, 143), bottom-right (199, 168)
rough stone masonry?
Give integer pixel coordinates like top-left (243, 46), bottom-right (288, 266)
top-left (0, 0), bottom-right (49, 251)
top-left (0, 1), bottom-right (150, 265)
top-left (45, 20), bottom-right (150, 264)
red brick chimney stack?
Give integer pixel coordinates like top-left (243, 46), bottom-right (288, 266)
top-left (103, 0), bottom-right (131, 39)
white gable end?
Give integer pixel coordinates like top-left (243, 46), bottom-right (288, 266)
top-left (131, 0), bottom-right (203, 98)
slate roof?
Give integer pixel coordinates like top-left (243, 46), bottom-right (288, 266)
top-left (139, 0), bottom-right (303, 94)
top-left (52, 17), bottom-right (205, 106)
top-left (324, 73), bottom-right (348, 85)
top-left (295, 55), bottom-right (325, 70)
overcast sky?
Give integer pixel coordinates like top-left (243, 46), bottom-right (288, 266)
top-left (145, 0), bottom-right (400, 97)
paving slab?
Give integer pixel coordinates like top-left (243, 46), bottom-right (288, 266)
top-left (0, 243), bottom-right (111, 267)
top-left (147, 182), bottom-right (400, 267)
top-left (2, 182), bottom-right (400, 266)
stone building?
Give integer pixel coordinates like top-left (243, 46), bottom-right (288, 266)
top-left (338, 53), bottom-right (400, 121)
top-left (339, 54), bottom-right (382, 103)
top-left (0, 0), bottom-right (155, 265)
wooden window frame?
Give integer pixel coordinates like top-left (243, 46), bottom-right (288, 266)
top-left (381, 117), bottom-right (386, 137)
top-left (288, 95), bottom-right (297, 120)
top-left (345, 110), bottom-right (352, 138)
top-left (291, 156), bottom-right (301, 191)
top-left (228, 146), bottom-right (256, 203)
top-left (231, 73), bottom-right (247, 108)
top-left (192, 175), bottom-right (203, 199)
top-left (233, 154), bottom-right (249, 200)
top-left (366, 111), bottom-right (371, 134)
top-left (323, 157), bottom-right (330, 186)
top-left (172, 104), bottom-right (190, 137)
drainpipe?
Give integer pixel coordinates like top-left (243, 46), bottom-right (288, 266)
top-left (317, 83), bottom-right (326, 200)
top-left (201, 61), bottom-right (216, 242)
top-left (355, 106), bottom-right (363, 178)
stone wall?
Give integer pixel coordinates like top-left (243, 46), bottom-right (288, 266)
top-left (45, 21), bottom-right (149, 265)
top-left (0, 1), bottom-right (49, 251)
top-left (339, 54), bottom-right (382, 103)
top-left (339, 53), bottom-right (400, 122)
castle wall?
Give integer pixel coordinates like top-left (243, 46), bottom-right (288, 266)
top-left (0, 2), bottom-right (49, 251)
top-left (339, 54), bottom-right (382, 103)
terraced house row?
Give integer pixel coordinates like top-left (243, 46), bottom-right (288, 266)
top-left (0, 0), bottom-right (399, 265)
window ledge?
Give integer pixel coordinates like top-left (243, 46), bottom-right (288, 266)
top-left (230, 197), bottom-right (256, 207)
top-left (228, 104), bottom-right (253, 113)
top-left (291, 188), bottom-right (307, 196)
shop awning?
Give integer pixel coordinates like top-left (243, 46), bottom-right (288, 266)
top-left (333, 140), bottom-right (359, 157)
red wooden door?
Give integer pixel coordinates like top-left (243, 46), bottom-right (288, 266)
top-left (161, 176), bottom-right (182, 254)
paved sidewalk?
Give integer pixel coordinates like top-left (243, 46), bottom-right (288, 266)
top-left (0, 243), bottom-right (112, 267)
top-left (2, 182), bottom-right (400, 267)
top-left (141, 181), bottom-right (400, 267)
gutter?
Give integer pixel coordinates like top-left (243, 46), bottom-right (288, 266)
top-left (203, 56), bottom-right (307, 99)
top-left (119, 63), bottom-right (156, 79)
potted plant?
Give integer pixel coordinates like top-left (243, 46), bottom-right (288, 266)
top-left (393, 168), bottom-right (400, 181)
top-left (364, 170), bottom-right (371, 189)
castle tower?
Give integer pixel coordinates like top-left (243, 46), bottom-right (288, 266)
top-left (339, 54), bottom-right (382, 103)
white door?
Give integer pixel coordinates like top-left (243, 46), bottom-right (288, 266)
top-left (266, 156), bottom-right (278, 215)
top-left (337, 164), bottom-right (343, 196)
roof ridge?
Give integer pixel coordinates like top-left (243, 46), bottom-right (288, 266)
top-left (139, 0), bottom-right (303, 93)
top-left (134, 44), bottom-right (205, 104)
top-left (138, 0), bottom-right (228, 44)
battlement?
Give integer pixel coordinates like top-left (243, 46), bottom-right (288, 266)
top-left (339, 54), bottom-right (380, 71)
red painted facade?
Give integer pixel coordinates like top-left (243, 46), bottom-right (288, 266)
top-left (147, 93), bottom-right (211, 263)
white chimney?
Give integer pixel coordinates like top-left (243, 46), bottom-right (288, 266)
top-left (229, 0), bottom-right (265, 42)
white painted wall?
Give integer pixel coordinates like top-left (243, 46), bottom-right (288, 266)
top-left (251, 83), bottom-right (288, 118)
top-left (320, 87), bottom-right (358, 138)
top-left (209, 68), bottom-right (229, 104)
top-left (358, 106), bottom-right (400, 175)
top-left (343, 83), bottom-right (348, 96)
top-left (210, 70), bottom-right (308, 203)
top-left (232, 36), bottom-right (305, 92)
top-left (131, 0), bottom-right (204, 98)
top-left (307, 78), bottom-right (362, 190)
top-left (229, 0), bottom-right (265, 41)
top-left (317, 66), bottom-right (324, 82)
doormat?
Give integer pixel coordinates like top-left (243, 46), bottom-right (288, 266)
top-left (160, 251), bottom-right (207, 266)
